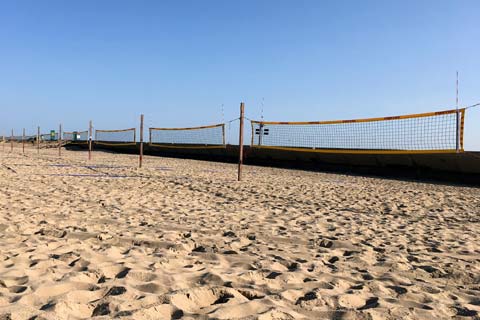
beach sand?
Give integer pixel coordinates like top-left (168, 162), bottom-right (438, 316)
top-left (0, 147), bottom-right (479, 319)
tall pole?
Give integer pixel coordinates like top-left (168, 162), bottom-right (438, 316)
top-left (59, 123), bottom-right (62, 157)
top-left (139, 114), bottom-right (144, 168)
top-left (2, 135), bottom-right (4, 152)
top-left (456, 71), bottom-right (460, 153)
top-left (88, 120), bottom-right (93, 161)
top-left (238, 102), bottom-right (245, 181)
top-left (37, 126), bottom-right (40, 154)
top-left (22, 128), bottom-right (25, 154)
top-left (11, 129), bottom-right (13, 152)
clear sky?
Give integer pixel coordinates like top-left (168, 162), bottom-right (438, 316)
top-left (1, 1), bottom-right (479, 149)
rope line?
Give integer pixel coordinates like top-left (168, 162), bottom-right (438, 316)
top-left (465, 103), bottom-right (480, 110)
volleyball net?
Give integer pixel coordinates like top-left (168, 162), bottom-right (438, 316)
top-left (5, 136), bottom-right (24, 142)
top-left (5, 134), bottom-right (38, 142)
top-left (251, 108), bottom-right (465, 154)
top-left (24, 135), bottom-right (36, 141)
top-left (40, 133), bottom-right (59, 141)
top-left (149, 123), bottom-right (226, 148)
top-left (95, 128), bottom-right (136, 146)
top-left (63, 131), bottom-right (89, 144)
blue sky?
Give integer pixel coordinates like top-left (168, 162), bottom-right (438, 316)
top-left (1, 1), bottom-right (479, 149)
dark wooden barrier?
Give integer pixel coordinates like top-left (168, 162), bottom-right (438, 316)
top-left (66, 142), bottom-right (480, 186)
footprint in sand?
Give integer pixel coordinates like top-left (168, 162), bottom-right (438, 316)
top-left (169, 287), bottom-right (248, 314)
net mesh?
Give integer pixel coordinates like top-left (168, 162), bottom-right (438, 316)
top-left (6, 135), bottom-right (36, 142)
top-left (251, 109), bottom-right (465, 153)
top-left (40, 133), bottom-right (59, 141)
top-left (6, 136), bottom-right (23, 142)
top-left (95, 128), bottom-right (136, 146)
top-left (64, 131), bottom-right (89, 143)
top-left (149, 124), bottom-right (225, 148)
top-left (25, 135), bottom-right (36, 141)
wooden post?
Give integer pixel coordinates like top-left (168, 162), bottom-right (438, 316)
top-left (22, 128), bottom-right (25, 154)
top-left (59, 124), bottom-right (62, 157)
top-left (139, 114), bottom-right (144, 168)
top-left (88, 120), bottom-right (93, 160)
top-left (258, 123), bottom-right (264, 146)
top-left (37, 126), bottom-right (40, 154)
top-left (11, 129), bottom-right (13, 152)
top-left (222, 124), bottom-right (226, 145)
top-left (238, 102), bottom-right (245, 181)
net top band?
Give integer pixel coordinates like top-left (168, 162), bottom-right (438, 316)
top-left (251, 108), bottom-right (465, 125)
top-left (149, 123), bottom-right (224, 131)
top-left (95, 128), bottom-right (136, 133)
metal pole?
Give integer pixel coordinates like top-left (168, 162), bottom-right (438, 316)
top-left (37, 126), bottom-right (40, 154)
top-left (11, 129), bottom-right (13, 152)
top-left (139, 114), bottom-right (144, 168)
top-left (59, 124), bottom-right (62, 157)
top-left (22, 128), bottom-right (25, 154)
top-left (238, 102), bottom-right (245, 181)
top-left (88, 120), bottom-right (92, 160)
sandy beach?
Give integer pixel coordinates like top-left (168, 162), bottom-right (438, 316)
top-left (0, 147), bottom-right (479, 319)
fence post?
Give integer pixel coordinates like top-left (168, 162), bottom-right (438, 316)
top-left (22, 128), bottom-right (25, 154)
top-left (139, 114), bottom-right (144, 168)
top-left (37, 126), bottom-right (40, 154)
top-left (88, 120), bottom-right (93, 161)
top-left (238, 102), bottom-right (245, 181)
top-left (59, 124), bottom-right (62, 157)
top-left (11, 129), bottom-right (13, 152)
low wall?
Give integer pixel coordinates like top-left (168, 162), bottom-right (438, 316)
top-left (66, 142), bottom-right (480, 185)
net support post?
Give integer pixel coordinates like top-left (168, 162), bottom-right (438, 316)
top-left (59, 124), bottom-right (62, 157)
top-left (258, 123), bottom-right (264, 146)
top-left (250, 122), bottom-right (254, 146)
top-left (22, 128), bottom-right (25, 154)
top-left (222, 124), bottom-right (226, 146)
top-left (88, 120), bottom-right (93, 160)
top-left (37, 126), bottom-right (40, 154)
top-left (456, 109), bottom-right (460, 153)
top-left (238, 102), bottom-right (245, 181)
top-left (139, 114), bottom-right (144, 168)
top-left (11, 129), bottom-right (13, 152)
